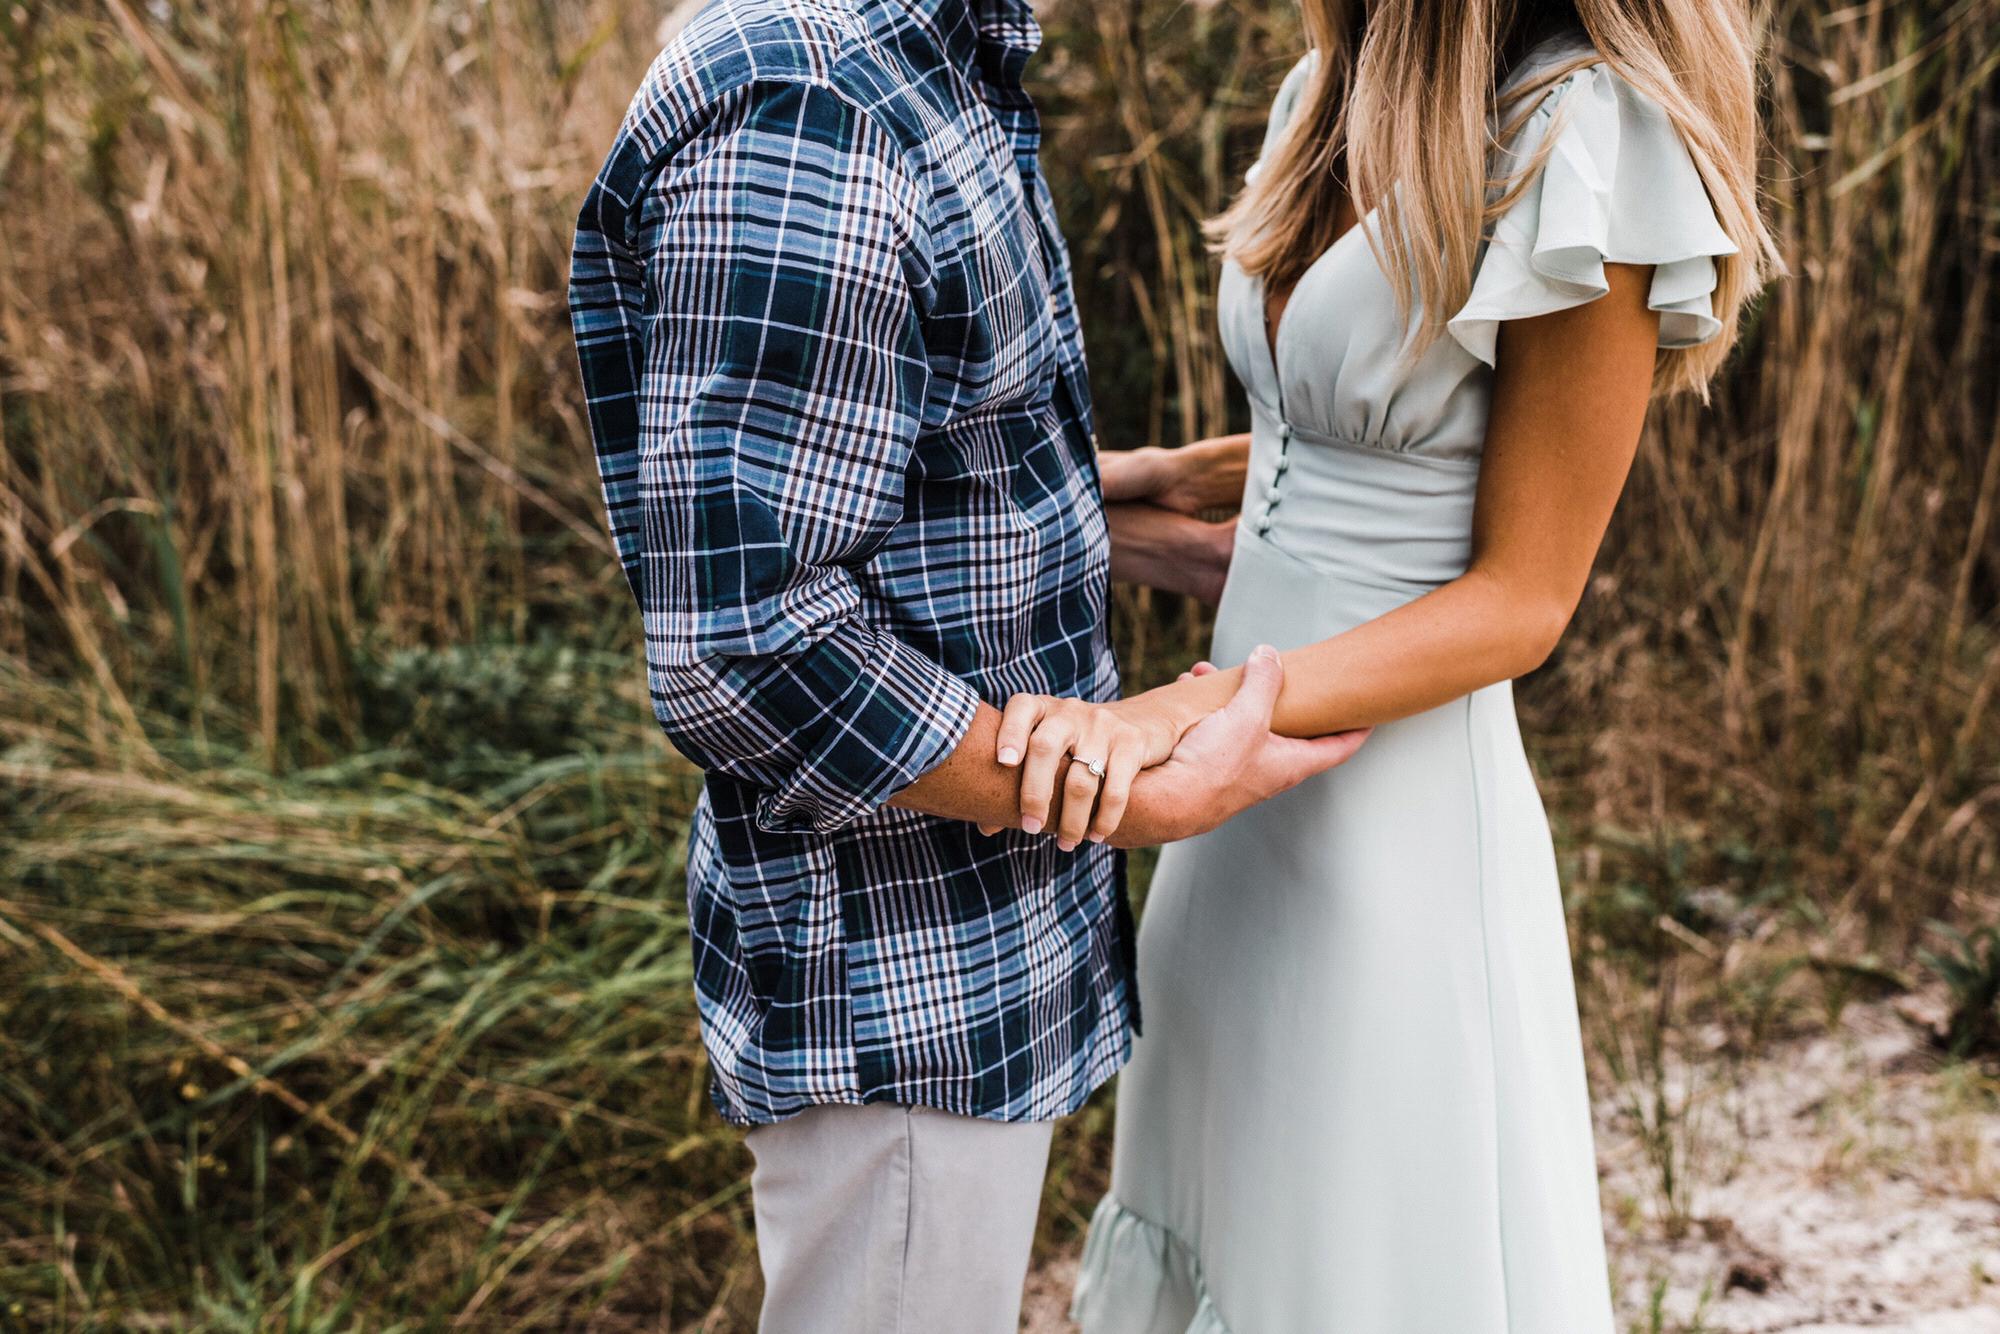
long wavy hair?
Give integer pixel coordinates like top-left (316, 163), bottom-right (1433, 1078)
top-left (1208, 0), bottom-right (1782, 398)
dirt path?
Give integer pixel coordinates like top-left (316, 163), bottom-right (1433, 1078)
top-left (1022, 1001), bottom-right (2000, 1332)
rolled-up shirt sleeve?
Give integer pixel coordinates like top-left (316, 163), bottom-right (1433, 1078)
top-left (570, 78), bottom-right (978, 834)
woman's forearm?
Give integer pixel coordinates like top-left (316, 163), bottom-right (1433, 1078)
top-left (1106, 270), bottom-right (1658, 744)
top-left (1097, 448), bottom-right (1175, 504)
top-left (1134, 567), bottom-right (1572, 737)
top-left (1097, 436), bottom-right (1252, 514)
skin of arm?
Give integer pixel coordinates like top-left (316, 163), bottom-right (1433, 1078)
top-left (1098, 434), bottom-right (1251, 512)
top-left (999, 262), bottom-right (1663, 825)
top-left (1106, 502), bottom-right (1236, 605)
top-left (889, 651), bottom-right (1370, 848)
top-left (1097, 435), bottom-right (1251, 604)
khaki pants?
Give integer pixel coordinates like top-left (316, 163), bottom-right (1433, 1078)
top-left (744, 1103), bottom-right (1055, 1334)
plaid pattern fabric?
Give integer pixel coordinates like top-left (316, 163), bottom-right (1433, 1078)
top-left (569, 0), bottom-right (1134, 1125)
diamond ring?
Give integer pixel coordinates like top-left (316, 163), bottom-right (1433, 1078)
top-left (1077, 756), bottom-right (1106, 779)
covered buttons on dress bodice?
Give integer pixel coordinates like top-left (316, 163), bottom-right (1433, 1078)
top-left (1219, 34), bottom-right (1737, 472)
top-left (1251, 419), bottom-right (1294, 536)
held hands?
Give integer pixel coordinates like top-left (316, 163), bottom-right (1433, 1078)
top-left (991, 690), bottom-right (1196, 846)
top-left (1099, 434), bottom-right (1251, 605)
top-left (988, 648), bottom-right (1372, 850)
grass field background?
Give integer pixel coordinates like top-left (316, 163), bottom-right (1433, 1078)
top-left (3, 0), bottom-right (1997, 1328)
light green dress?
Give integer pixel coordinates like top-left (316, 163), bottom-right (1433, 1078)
top-left (1072, 33), bottom-right (1736, 1334)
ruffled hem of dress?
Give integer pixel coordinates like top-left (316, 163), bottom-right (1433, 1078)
top-left (1069, 1196), bottom-right (1233, 1334)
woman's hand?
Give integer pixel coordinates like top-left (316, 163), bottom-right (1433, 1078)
top-left (1152, 433), bottom-right (1251, 514)
top-left (990, 689), bottom-right (1204, 848)
top-left (1098, 434), bottom-right (1251, 515)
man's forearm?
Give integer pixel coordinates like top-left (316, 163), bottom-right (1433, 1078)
top-left (1106, 503), bottom-right (1234, 604)
top-left (890, 646), bottom-right (1366, 849)
top-left (888, 702), bottom-right (1077, 834)
top-left (890, 700), bottom-right (1183, 843)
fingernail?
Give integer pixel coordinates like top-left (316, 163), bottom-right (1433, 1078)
top-left (1254, 643), bottom-right (1277, 661)
top-left (1089, 833), bottom-right (1106, 844)
top-left (998, 747), bottom-right (1020, 765)
top-left (1058, 839), bottom-right (1077, 852)
top-left (1022, 816), bottom-right (1042, 835)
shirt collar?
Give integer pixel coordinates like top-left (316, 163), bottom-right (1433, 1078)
top-left (969, 0), bottom-right (1041, 55)
top-left (869, 0), bottom-right (1043, 83)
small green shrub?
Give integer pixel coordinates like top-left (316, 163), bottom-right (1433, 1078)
top-left (1920, 923), bottom-right (2000, 1060)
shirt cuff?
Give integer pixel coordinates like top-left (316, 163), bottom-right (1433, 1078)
top-left (752, 629), bottom-right (981, 836)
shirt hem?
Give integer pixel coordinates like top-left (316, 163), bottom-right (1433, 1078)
top-left (707, 1012), bottom-right (1135, 1129)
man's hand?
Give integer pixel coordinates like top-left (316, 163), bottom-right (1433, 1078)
top-left (1098, 434), bottom-right (1251, 515)
top-left (1107, 647), bottom-right (1369, 848)
top-left (987, 647), bottom-right (1370, 848)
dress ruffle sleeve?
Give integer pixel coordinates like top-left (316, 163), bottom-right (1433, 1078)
top-left (1446, 61), bottom-right (1738, 367)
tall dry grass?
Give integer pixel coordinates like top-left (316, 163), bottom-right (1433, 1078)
top-left (1, 0), bottom-right (1996, 1327)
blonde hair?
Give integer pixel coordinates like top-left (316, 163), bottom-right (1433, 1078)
top-left (1209, 0), bottom-right (1782, 398)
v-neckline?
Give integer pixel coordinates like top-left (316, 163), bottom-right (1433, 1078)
top-left (1259, 201), bottom-right (1368, 376)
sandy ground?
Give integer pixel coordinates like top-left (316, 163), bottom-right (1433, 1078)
top-left (1021, 1000), bottom-right (2000, 1332)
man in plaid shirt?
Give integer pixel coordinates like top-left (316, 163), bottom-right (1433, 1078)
top-left (569, 0), bottom-right (1363, 1326)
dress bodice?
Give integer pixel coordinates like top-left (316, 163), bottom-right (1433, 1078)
top-left (1217, 33), bottom-right (1735, 592)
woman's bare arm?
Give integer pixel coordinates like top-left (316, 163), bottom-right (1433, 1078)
top-left (1098, 434), bottom-right (1250, 513)
top-left (997, 262), bottom-right (1664, 833)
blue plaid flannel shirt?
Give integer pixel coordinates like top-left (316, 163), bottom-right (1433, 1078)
top-left (568, 0), bottom-right (1135, 1125)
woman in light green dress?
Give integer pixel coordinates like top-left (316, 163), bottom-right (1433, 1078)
top-left (990, 2), bottom-right (1778, 1329)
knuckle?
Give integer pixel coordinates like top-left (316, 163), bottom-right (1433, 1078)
top-left (1027, 729), bottom-right (1068, 758)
